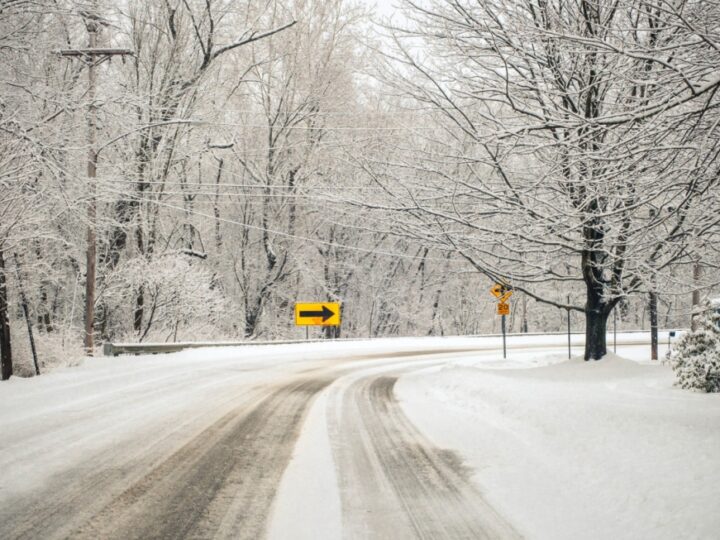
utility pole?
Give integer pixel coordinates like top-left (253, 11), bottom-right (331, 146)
top-left (84, 23), bottom-right (98, 357)
top-left (59, 18), bottom-right (132, 355)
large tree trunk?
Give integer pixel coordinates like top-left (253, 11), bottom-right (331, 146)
top-left (584, 278), bottom-right (613, 360)
top-left (0, 249), bottom-right (12, 380)
top-left (584, 307), bottom-right (609, 360)
top-left (581, 208), bottom-right (617, 361)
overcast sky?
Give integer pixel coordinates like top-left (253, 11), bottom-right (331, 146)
top-left (363, 0), bottom-right (402, 22)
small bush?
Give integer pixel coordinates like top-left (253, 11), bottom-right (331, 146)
top-left (667, 305), bottom-right (720, 393)
top-left (10, 326), bottom-right (84, 377)
top-left (103, 254), bottom-right (234, 342)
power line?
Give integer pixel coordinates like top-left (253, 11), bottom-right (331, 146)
top-left (174, 108), bottom-right (439, 117)
top-left (115, 119), bottom-right (436, 131)
top-left (101, 187), bottom-right (462, 264)
top-left (100, 179), bottom-right (434, 190)
top-left (207, 122), bottom-right (435, 131)
top-left (97, 190), bottom-right (426, 241)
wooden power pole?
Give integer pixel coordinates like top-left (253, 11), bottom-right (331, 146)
top-left (59, 19), bottom-right (132, 355)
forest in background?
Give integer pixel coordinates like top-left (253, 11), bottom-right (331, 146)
top-left (1, 0), bottom-right (719, 375)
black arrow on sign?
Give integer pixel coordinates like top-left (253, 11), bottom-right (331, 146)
top-left (299, 305), bottom-right (335, 322)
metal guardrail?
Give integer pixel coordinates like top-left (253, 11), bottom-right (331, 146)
top-left (102, 329), bottom-right (683, 356)
top-left (102, 339), bottom-right (330, 356)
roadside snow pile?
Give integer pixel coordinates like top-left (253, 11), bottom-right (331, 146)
top-left (667, 306), bottom-right (720, 392)
top-left (396, 352), bottom-right (720, 540)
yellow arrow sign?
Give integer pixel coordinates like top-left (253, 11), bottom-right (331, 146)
top-left (295, 302), bottom-right (341, 326)
top-left (497, 302), bottom-right (510, 316)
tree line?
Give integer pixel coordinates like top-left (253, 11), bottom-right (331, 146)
top-left (1, 0), bottom-right (718, 378)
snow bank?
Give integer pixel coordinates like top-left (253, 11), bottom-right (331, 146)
top-left (396, 349), bottom-right (720, 539)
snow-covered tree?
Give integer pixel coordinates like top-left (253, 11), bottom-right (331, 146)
top-left (668, 301), bottom-right (720, 392)
top-left (3, 0), bottom-right (719, 379)
top-left (369, 0), bottom-right (720, 359)
top-left (103, 254), bottom-right (231, 342)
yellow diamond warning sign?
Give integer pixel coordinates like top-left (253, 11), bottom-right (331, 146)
top-left (491, 282), bottom-right (513, 299)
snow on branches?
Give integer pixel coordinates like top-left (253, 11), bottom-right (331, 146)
top-left (667, 302), bottom-right (720, 393)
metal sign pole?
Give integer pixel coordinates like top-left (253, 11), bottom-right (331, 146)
top-left (613, 308), bottom-right (617, 353)
top-left (566, 294), bottom-right (571, 359)
top-left (491, 283), bottom-right (512, 359)
top-left (501, 314), bottom-right (507, 359)
top-left (566, 296), bottom-right (571, 359)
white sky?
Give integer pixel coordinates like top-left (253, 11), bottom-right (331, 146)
top-left (362, 0), bottom-right (403, 22)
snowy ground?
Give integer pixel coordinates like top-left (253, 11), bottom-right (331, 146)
top-left (396, 345), bottom-right (720, 540)
top-left (1, 333), bottom-right (717, 539)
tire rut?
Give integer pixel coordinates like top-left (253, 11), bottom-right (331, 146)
top-left (1, 374), bottom-right (276, 540)
top-left (331, 373), bottom-right (521, 539)
top-left (70, 376), bottom-right (330, 540)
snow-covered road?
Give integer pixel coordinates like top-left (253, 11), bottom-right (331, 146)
top-left (1, 335), bottom-right (717, 539)
top-left (0, 340), bottom-right (518, 539)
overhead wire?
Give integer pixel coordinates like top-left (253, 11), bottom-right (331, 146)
top-left (100, 178), bottom-right (440, 192)
top-left (98, 183), bottom-right (425, 239)
top-left (100, 186), bottom-right (465, 265)
top-left (114, 118), bottom-right (438, 131)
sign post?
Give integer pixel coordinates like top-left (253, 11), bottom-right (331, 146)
top-left (491, 284), bottom-right (512, 359)
top-left (501, 311), bottom-right (507, 359)
top-left (613, 307), bottom-right (617, 353)
top-left (567, 294), bottom-right (571, 359)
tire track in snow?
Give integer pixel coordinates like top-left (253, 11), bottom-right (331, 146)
top-left (331, 371), bottom-right (522, 539)
top-left (67, 376), bottom-right (331, 540)
top-left (2, 348), bottom-right (521, 539)
top-left (1, 373), bottom-right (331, 540)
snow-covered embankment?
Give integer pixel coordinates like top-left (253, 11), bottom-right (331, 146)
top-left (396, 350), bottom-right (720, 540)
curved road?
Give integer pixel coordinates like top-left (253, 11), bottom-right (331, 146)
top-left (0, 346), bottom-right (521, 539)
